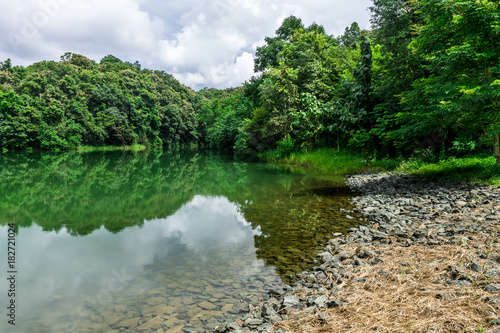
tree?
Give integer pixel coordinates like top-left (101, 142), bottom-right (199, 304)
top-left (368, 0), bottom-right (425, 154)
top-left (353, 35), bottom-right (373, 113)
top-left (254, 16), bottom-right (305, 72)
top-left (0, 91), bottom-right (39, 149)
top-left (400, 0), bottom-right (500, 162)
top-left (339, 22), bottom-right (361, 48)
top-left (1, 58), bottom-right (12, 71)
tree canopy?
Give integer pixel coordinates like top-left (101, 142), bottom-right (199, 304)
top-left (2, 5), bottom-right (500, 162)
top-left (0, 53), bottom-right (199, 150)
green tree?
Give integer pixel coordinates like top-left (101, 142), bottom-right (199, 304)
top-left (368, 0), bottom-right (425, 155)
top-left (1, 59), bottom-right (12, 72)
top-left (399, 0), bottom-right (500, 162)
top-left (0, 91), bottom-right (39, 149)
top-left (254, 15), bottom-right (305, 72)
top-left (339, 22), bottom-right (361, 48)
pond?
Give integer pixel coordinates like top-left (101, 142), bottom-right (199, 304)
top-left (0, 150), bottom-right (363, 332)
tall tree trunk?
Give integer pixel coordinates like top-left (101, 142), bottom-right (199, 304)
top-left (494, 133), bottom-right (500, 164)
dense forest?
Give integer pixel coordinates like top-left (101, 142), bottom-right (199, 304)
top-left (0, 53), bottom-right (199, 150)
top-left (1, 0), bottom-right (499, 163)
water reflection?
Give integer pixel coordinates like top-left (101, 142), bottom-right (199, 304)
top-left (156, 195), bottom-right (262, 252)
top-left (0, 150), bottom-right (364, 332)
top-left (0, 195), bottom-right (280, 332)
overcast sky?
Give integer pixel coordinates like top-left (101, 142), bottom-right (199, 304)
top-left (0, 0), bottom-right (373, 90)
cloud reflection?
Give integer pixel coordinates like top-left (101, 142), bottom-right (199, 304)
top-left (0, 195), bottom-right (265, 331)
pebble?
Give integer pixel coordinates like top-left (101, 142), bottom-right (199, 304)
top-left (216, 171), bottom-right (500, 333)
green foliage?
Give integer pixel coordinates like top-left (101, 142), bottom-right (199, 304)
top-left (4, 7), bottom-right (500, 164)
top-left (265, 147), bottom-right (397, 176)
top-left (254, 15), bottom-right (305, 72)
top-left (398, 154), bottom-right (500, 185)
top-left (0, 53), bottom-right (198, 151)
top-left (339, 22), bottom-right (361, 48)
top-left (397, 0), bottom-right (500, 162)
top-left (451, 139), bottom-right (477, 157)
top-left (275, 136), bottom-right (296, 158)
top-left (196, 87), bottom-right (252, 154)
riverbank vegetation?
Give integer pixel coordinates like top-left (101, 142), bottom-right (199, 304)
top-left (1, 0), bottom-right (499, 173)
top-left (262, 148), bottom-right (398, 176)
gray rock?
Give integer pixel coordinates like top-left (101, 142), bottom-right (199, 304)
top-left (325, 299), bottom-right (346, 308)
top-left (339, 252), bottom-right (352, 261)
top-left (485, 285), bottom-right (500, 293)
top-left (466, 262), bottom-right (481, 272)
top-left (318, 252), bottom-right (335, 264)
top-left (447, 265), bottom-right (472, 282)
top-left (490, 318), bottom-right (500, 326)
top-left (486, 269), bottom-right (500, 277)
top-left (243, 318), bottom-right (263, 327)
top-left (314, 295), bottom-right (328, 308)
top-left (487, 297), bottom-right (500, 306)
top-left (306, 295), bottom-right (317, 307)
top-left (355, 248), bottom-right (374, 259)
top-left (282, 296), bottom-right (300, 307)
top-left (354, 257), bottom-right (369, 267)
top-left (449, 280), bottom-right (472, 287)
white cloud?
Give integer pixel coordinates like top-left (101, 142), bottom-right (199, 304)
top-left (0, 0), bottom-right (373, 90)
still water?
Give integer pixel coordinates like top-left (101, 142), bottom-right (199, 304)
top-left (0, 150), bottom-right (362, 332)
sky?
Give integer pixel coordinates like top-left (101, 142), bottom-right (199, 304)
top-left (0, 0), bottom-right (373, 90)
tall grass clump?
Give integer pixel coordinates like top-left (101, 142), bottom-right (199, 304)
top-left (398, 154), bottom-right (500, 185)
top-left (263, 148), bottom-right (398, 176)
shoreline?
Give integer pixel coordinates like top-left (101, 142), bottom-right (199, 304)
top-left (219, 172), bottom-right (500, 333)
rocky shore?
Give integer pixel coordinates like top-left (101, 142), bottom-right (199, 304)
top-left (217, 172), bottom-right (500, 332)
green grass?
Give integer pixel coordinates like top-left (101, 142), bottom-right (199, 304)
top-left (75, 144), bottom-right (148, 152)
top-left (397, 154), bottom-right (500, 186)
top-left (264, 148), bottom-right (500, 186)
top-left (262, 148), bottom-right (398, 176)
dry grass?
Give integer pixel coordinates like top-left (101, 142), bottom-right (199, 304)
top-left (273, 230), bottom-right (500, 333)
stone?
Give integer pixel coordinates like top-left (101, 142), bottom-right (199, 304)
top-left (107, 313), bottom-right (127, 326)
top-left (244, 318), bottom-right (263, 327)
top-left (447, 265), bottom-right (472, 281)
top-left (221, 304), bottom-right (233, 312)
top-left (450, 280), bottom-right (472, 287)
top-left (318, 252), bottom-right (335, 263)
top-left (282, 296), bottom-right (300, 307)
top-left (314, 295), bottom-right (328, 308)
top-left (136, 316), bottom-right (164, 332)
top-left (490, 318), bottom-right (500, 326)
top-left (485, 285), bottom-right (500, 293)
top-left (166, 325), bottom-right (184, 333)
top-left (325, 299), bottom-right (346, 308)
top-left (147, 296), bottom-right (166, 306)
top-left (114, 305), bottom-right (127, 313)
top-left (116, 317), bottom-right (140, 329)
top-left (487, 297), bottom-right (500, 306)
top-left (261, 303), bottom-right (276, 316)
top-left (198, 301), bottom-right (217, 310)
top-left (486, 269), bottom-right (500, 277)
top-left (355, 248), bottom-right (374, 259)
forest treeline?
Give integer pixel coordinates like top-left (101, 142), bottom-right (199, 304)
top-left (0, 53), bottom-right (199, 150)
top-left (1, 0), bottom-right (499, 162)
